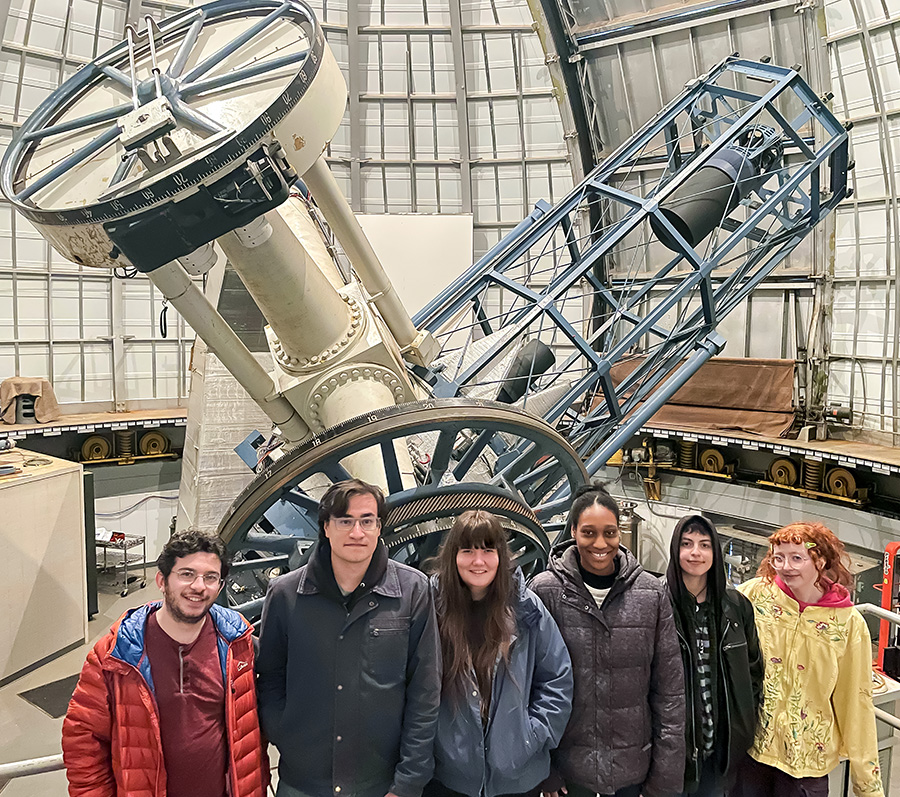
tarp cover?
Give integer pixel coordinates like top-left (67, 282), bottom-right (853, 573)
top-left (0, 376), bottom-right (61, 424)
top-left (607, 357), bottom-right (795, 438)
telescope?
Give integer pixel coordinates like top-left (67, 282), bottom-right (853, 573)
top-left (1, 0), bottom-right (849, 616)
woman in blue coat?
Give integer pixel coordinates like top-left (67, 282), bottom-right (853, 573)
top-left (425, 510), bottom-right (573, 797)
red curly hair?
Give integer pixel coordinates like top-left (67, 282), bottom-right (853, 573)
top-left (757, 521), bottom-right (854, 589)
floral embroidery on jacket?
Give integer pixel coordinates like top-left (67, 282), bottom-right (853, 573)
top-left (808, 614), bottom-right (849, 644)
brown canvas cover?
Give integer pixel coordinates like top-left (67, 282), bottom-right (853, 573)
top-left (606, 357), bottom-right (795, 438)
top-left (0, 376), bottom-right (61, 424)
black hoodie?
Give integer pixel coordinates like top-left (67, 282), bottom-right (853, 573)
top-left (664, 515), bottom-right (764, 793)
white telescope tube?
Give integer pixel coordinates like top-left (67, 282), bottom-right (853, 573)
top-left (217, 210), bottom-right (350, 364)
top-left (302, 158), bottom-right (419, 351)
top-left (317, 377), bottom-right (416, 491)
top-left (148, 259), bottom-right (309, 442)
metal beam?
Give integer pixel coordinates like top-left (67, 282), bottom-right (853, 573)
top-left (447, 0), bottom-right (473, 213)
top-left (347, 0), bottom-right (363, 211)
top-left (575, 0), bottom-right (795, 51)
top-left (126, 0), bottom-right (144, 30)
top-left (0, 0), bottom-right (13, 46)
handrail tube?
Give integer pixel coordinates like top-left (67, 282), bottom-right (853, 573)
top-left (0, 753), bottom-right (64, 780)
top-left (875, 707), bottom-right (900, 732)
top-left (857, 603), bottom-right (900, 626)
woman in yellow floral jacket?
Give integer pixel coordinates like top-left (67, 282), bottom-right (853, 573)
top-left (732, 521), bottom-right (884, 797)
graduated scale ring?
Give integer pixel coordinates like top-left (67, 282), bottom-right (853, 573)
top-left (0, 0), bottom-right (346, 270)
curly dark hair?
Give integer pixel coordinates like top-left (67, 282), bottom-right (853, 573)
top-left (156, 528), bottom-right (230, 579)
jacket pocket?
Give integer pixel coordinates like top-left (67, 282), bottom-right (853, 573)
top-left (365, 617), bottom-right (411, 685)
top-left (488, 707), bottom-right (540, 775)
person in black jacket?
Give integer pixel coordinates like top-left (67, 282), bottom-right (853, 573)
top-left (256, 479), bottom-right (441, 797)
top-left (664, 515), bottom-right (764, 796)
top-left (531, 483), bottom-right (685, 797)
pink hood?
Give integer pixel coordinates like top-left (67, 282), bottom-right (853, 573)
top-left (775, 575), bottom-right (853, 612)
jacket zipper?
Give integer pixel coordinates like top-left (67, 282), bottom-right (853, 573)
top-left (179, 646), bottom-right (185, 694)
top-left (675, 627), bottom-right (699, 763)
top-left (718, 621), bottom-right (735, 766)
top-left (225, 642), bottom-right (238, 797)
top-left (109, 657), bottom-right (165, 792)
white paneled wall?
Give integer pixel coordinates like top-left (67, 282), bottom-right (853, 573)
top-left (315, 0), bottom-right (575, 253)
top-left (825, 0), bottom-right (900, 438)
top-left (0, 0), bottom-right (575, 411)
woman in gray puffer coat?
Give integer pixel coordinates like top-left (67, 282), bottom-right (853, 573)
top-left (426, 510), bottom-right (574, 797)
top-left (530, 483), bottom-right (685, 797)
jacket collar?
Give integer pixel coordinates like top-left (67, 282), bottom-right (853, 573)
top-left (110, 601), bottom-right (249, 668)
top-left (548, 538), bottom-right (642, 596)
top-left (106, 601), bottom-right (248, 694)
top-left (299, 539), bottom-right (399, 599)
top-left (512, 567), bottom-right (541, 628)
top-left (773, 575), bottom-right (853, 610)
top-left (110, 602), bottom-right (156, 669)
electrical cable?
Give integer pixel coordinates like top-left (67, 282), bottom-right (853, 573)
top-left (95, 493), bottom-right (178, 519)
top-left (159, 298), bottom-right (168, 338)
top-left (0, 449), bottom-right (52, 467)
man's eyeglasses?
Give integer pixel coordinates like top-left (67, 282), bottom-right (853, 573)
top-left (172, 569), bottom-right (223, 587)
top-left (331, 516), bottom-right (380, 531)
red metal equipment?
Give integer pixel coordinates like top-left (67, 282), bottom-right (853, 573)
top-left (877, 542), bottom-right (900, 676)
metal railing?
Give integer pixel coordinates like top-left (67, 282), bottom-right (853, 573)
top-left (858, 602), bottom-right (900, 731)
top-left (0, 753), bottom-right (63, 790)
top-left (0, 752), bottom-right (284, 795)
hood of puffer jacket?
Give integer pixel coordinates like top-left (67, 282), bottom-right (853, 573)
top-left (665, 515), bottom-right (728, 620)
top-left (105, 601), bottom-right (251, 696)
top-left (545, 537), bottom-right (643, 592)
top-left (109, 601), bottom-right (250, 665)
top-left (430, 567), bottom-right (544, 630)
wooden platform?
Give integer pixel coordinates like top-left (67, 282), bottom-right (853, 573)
top-left (0, 408), bottom-right (187, 440)
top-left (4, 405), bottom-right (897, 473)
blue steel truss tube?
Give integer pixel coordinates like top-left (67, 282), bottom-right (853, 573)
top-left (415, 55), bottom-right (849, 509)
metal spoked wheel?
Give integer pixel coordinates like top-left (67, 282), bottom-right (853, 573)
top-left (217, 398), bottom-right (588, 618)
top-left (1, 0), bottom-right (345, 271)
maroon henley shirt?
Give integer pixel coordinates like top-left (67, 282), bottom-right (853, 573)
top-left (145, 609), bottom-right (228, 797)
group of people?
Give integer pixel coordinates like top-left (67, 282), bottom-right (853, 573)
top-left (61, 479), bottom-right (886, 797)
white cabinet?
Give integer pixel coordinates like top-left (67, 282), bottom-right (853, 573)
top-left (0, 453), bottom-right (86, 686)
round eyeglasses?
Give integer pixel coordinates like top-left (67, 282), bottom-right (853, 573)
top-left (172, 569), bottom-right (223, 587)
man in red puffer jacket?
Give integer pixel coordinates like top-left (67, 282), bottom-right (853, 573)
top-left (62, 529), bottom-right (268, 797)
